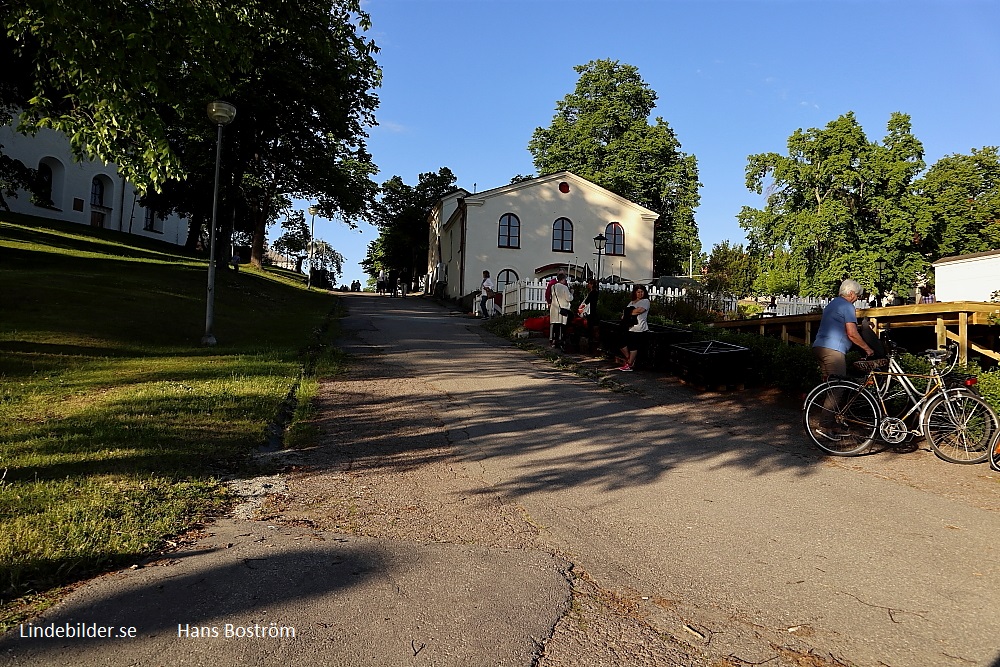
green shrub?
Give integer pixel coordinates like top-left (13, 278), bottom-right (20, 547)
top-left (976, 370), bottom-right (1000, 413)
top-left (483, 311), bottom-right (538, 339)
top-left (684, 327), bottom-right (822, 393)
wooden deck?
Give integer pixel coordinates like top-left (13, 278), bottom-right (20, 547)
top-left (710, 301), bottom-right (1000, 365)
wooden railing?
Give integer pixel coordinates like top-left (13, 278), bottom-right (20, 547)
top-left (710, 301), bottom-right (1000, 365)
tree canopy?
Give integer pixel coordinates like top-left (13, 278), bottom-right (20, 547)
top-left (362, 168), bottom-right (457, 281)
top-left (528, 59), bottom-right (701, 277)
top-left (2, 0), bottom-right (380, 267)
top-left (4, 0), bottom-right (248, 190)
top-left (704, 241), bottom-right (756, 296)
top-left (738, 112), bottom-right (926, 296)
top-left (914, 146), bottom-right (1000, 259)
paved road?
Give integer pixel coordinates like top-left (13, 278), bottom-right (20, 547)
top-left (3, 293), bottom-right (1000, 666)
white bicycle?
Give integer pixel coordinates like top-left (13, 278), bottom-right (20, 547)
top-left (803, 342), bottom-right (999, 464)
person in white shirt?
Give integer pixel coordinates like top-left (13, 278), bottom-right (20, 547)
top-left (548, 273), bottom-right (573, 348)
top-left (479, 270), bottom-right (495, 319)
top-left (618, 284), bottom-right (651, 371)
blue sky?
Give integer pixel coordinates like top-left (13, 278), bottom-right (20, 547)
top-left (308, 0), bottom-right (1000, 287)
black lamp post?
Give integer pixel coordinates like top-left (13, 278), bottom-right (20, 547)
top-left (875, 258), bottom-right (887, 306)
top-left (307, 205), bottom-right (318, 289)
top-left (202, 100), bottom-right (236, 346)
top-left (593, 233), bottom-right (606, 285)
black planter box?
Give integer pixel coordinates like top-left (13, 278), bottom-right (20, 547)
top-left (598, 321), bottom-right (693, 370)
top-left (670, 340), bottom-right (749, 388)
top-left (642, 324), bottom-right (694, 370)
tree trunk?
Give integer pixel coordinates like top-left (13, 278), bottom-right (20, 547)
top-left (250, 210), bottom-right (266, 269)
top-left (185, 214), bottom-right (204, 253)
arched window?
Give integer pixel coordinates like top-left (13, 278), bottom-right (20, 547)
top-left (605, 222), bottom-right (625, 256)
top-left (498, 213), bottom-right (520, 248)
top-left (552, 217), bottom-right (573, 252)
top-left (34, 163), bottom-right (53, 207)
top-left (90, 178), bottom-right (105, 207)
top-left (496, 269), bottom-right (518, 292)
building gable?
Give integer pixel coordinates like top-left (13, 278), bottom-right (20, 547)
top-left (426, 171), bottom-right (658, 300)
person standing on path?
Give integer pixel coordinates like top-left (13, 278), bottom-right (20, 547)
top-left (617, 284), bottom-right (650, 371)
top-left (549, 273), bottom-right (573, 349)
top-left (578, 279), bottom-right (599, 352)
top-left (812, 278), bottom-right (874, 381)
top-left (480, 270), bottom-right (495, 319)
top-left (811, 278), bottom-right (875, 440)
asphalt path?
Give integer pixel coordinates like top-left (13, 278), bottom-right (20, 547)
top-left (330, 294), bottom-right (1000, 666)
top-left (3, 292), bottom-right (999, 666)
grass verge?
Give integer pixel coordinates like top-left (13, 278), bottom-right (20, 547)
top-left (0, 213), bottom-right (344, 630)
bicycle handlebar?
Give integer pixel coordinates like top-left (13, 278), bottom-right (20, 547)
top-left (925, 343), bottom-right (960, 373)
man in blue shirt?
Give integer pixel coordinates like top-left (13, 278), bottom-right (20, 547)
top-left (813, 278), bottom-right (875, 380)
top-left (812, 278), bottom-right (875, 439)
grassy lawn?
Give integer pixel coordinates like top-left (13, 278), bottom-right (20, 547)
top-left (0, 213), bottom-right (344, 629)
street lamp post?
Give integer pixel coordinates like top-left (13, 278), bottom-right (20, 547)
top-left (593, 233), bottom-right (607, 286)
top-left (307, 205), bottom-right (318, 289)
top-left (875, 258), bottom-right (887, 306)
top-left (202, 100), bottom-right (236, 346)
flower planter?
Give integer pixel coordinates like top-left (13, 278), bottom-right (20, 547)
top-left (670, 340), bottom-right (749, 389)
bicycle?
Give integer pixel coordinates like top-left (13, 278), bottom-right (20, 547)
top-left (803, 342), bottom-right (999, 463)
top-left (992, 427), bottom-right (1000, 471)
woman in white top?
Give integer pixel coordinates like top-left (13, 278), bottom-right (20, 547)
top-left (548, 273), bottom-right (573, 349)
top-left (618, 284), bottom-right (650, 371)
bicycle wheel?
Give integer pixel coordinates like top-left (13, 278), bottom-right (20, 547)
top-left (803, 382), bottom-right (880, 456)
top-left (923, 392), bottom-right (998, 464)
top-left (991, 434), bottom-right (1000, 472)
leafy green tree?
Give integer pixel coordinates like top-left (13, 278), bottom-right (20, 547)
top-left (231, 0), bottom-right (381, 267)
top-left (3, 0), bottom-right (381, 270)
top-left (913, 146), bottom-right (1000, 261)
top-left (739, 112), bottom-right (925, 296)
top-left (271, 210), bottom-right (311, 274)
top-left (312, 240), bottom-right (345, 281)
top-left (3, 0), bottom-right (247, 191)
top-left (752, 247), bottom-right (803, 296)
top-left (528, 59), bottom-right (701, 276)
top-left (704, 241), bottom-right (756, 296)
top-left (363, 168), bottom-right (458, 281)
top-left (0, 37), bottom-right (42, 209)
top-left (0, 152), bottom-right (42, 211)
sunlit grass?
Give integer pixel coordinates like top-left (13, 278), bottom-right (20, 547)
top-left (0, 213), bottom-right (346, 629)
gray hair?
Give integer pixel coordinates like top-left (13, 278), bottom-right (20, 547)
top-left (839, 278), bottom-right (862, 298)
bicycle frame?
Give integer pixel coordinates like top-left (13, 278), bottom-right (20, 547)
top-left (853, 345), bottom-right (974, 438)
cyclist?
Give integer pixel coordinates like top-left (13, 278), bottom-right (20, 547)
top-left (812, 278), bottom-right (875, 439)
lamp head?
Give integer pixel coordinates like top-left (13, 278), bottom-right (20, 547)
top-left (308, 206), bottom-right (319, 216)
top-left (207, 101), bottom-right (237, 126)
top-left (593, 233), bottom-right (606, 252)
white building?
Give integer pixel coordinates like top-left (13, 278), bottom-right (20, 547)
top-left (426, 171), bottom-right (658, 299)
top-left (933, 250), bottom-right (1000, 302)
top-left (1, 123), bottom-right (189, 245)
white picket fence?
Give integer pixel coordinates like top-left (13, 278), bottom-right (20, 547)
top-left (489, 279), bottom-right (830, 319)
top-left (760, 295), bottom-right (832, 317)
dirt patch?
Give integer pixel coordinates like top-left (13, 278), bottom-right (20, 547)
top-left (260, 366), bottom-right (543, 550)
